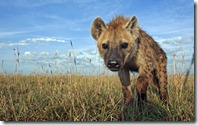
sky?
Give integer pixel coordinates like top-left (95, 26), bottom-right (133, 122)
top-left (0, 0), bottom-right (194, 75)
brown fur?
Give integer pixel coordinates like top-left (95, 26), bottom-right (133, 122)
top-left (91, 16), bottom-right (168, 108)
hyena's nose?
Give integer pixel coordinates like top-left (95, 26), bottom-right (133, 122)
top-left (107, 60), bottom-right (121, 69)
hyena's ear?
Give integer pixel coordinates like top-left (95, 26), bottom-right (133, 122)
top-left (91, 17), bottom-right (106, 40)
top-left (126, 16), bottom-right (139, 39)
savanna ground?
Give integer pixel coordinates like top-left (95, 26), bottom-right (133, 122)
top-left (0, 72), bottom-right (194, 121)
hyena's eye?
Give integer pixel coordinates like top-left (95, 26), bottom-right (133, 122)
top-left (102, 43), bottom-right (109, 49)
top-left (121, 42), bottom-right (128, 49)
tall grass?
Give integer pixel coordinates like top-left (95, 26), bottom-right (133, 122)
top-left (0, 73), bottom-right (194, 121)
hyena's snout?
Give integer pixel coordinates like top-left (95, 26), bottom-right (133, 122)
top-left (107, 59), bottom-right (121, 71)
top-left (105, 48), bottom-right (122, 71)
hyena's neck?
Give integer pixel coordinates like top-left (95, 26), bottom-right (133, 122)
top-left (127, 28), bottom-right (158, 72)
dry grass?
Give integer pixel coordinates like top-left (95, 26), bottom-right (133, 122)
top-left (0, 74), bottom-right (194, 121)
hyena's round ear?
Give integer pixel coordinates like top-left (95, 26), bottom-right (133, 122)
top-left (126, 16), bottom-right (139, 39)
top-left (91, 17), bottom-right (106, 40)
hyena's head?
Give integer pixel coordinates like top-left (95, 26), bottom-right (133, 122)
top-left (91, 16), bottom-right (139, 71)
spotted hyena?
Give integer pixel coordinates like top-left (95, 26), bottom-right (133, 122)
top-left (91, 16), bottom-right (168, 107)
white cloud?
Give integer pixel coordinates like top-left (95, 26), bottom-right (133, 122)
top-left (27, 37), bottom-right (66, 43)
top-left (0, 37), bottom-right (70, 48)
top-left (8, 42), bottom-right (28, 47)
top-left (0, 41), bottom-right (28, 48)
top-left (40, 51), bottom-right (50, 56)
top-left (157, 36), bottom-right (193, 46)
top-left (24, 51), bottom-right (31, 56)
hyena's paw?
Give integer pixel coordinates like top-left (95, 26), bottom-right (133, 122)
top-left (160, 92), bottom-right (168, 105)
top-left (121, 85), bottom-right (134, 106)
top-left (124, 96), bottom-right (134, 106)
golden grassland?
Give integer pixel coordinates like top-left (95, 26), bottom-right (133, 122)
top-left (0, 73), bottom-right (194, 121)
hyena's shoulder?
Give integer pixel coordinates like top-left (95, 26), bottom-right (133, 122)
top-left (139, 29), bottom-right (166, 55)
top-left (134, 29), bottom-right (167, 66)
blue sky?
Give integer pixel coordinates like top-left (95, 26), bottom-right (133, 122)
top-left (0, 0), bottom-right (194, 75)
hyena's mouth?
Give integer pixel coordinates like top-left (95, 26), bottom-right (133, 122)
top-left (108, 68), bottom-right (120, 72)
top-left (106, 60), bottom-right (121, 72)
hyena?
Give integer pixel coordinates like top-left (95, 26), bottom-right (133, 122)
top-left (91, 16), bottom-right (168, 107)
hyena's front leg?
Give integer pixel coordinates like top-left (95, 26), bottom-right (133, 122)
top-left (118, 69), bottom-right (134, 106)
top-left (118, 69), bottom-right (133, 120)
